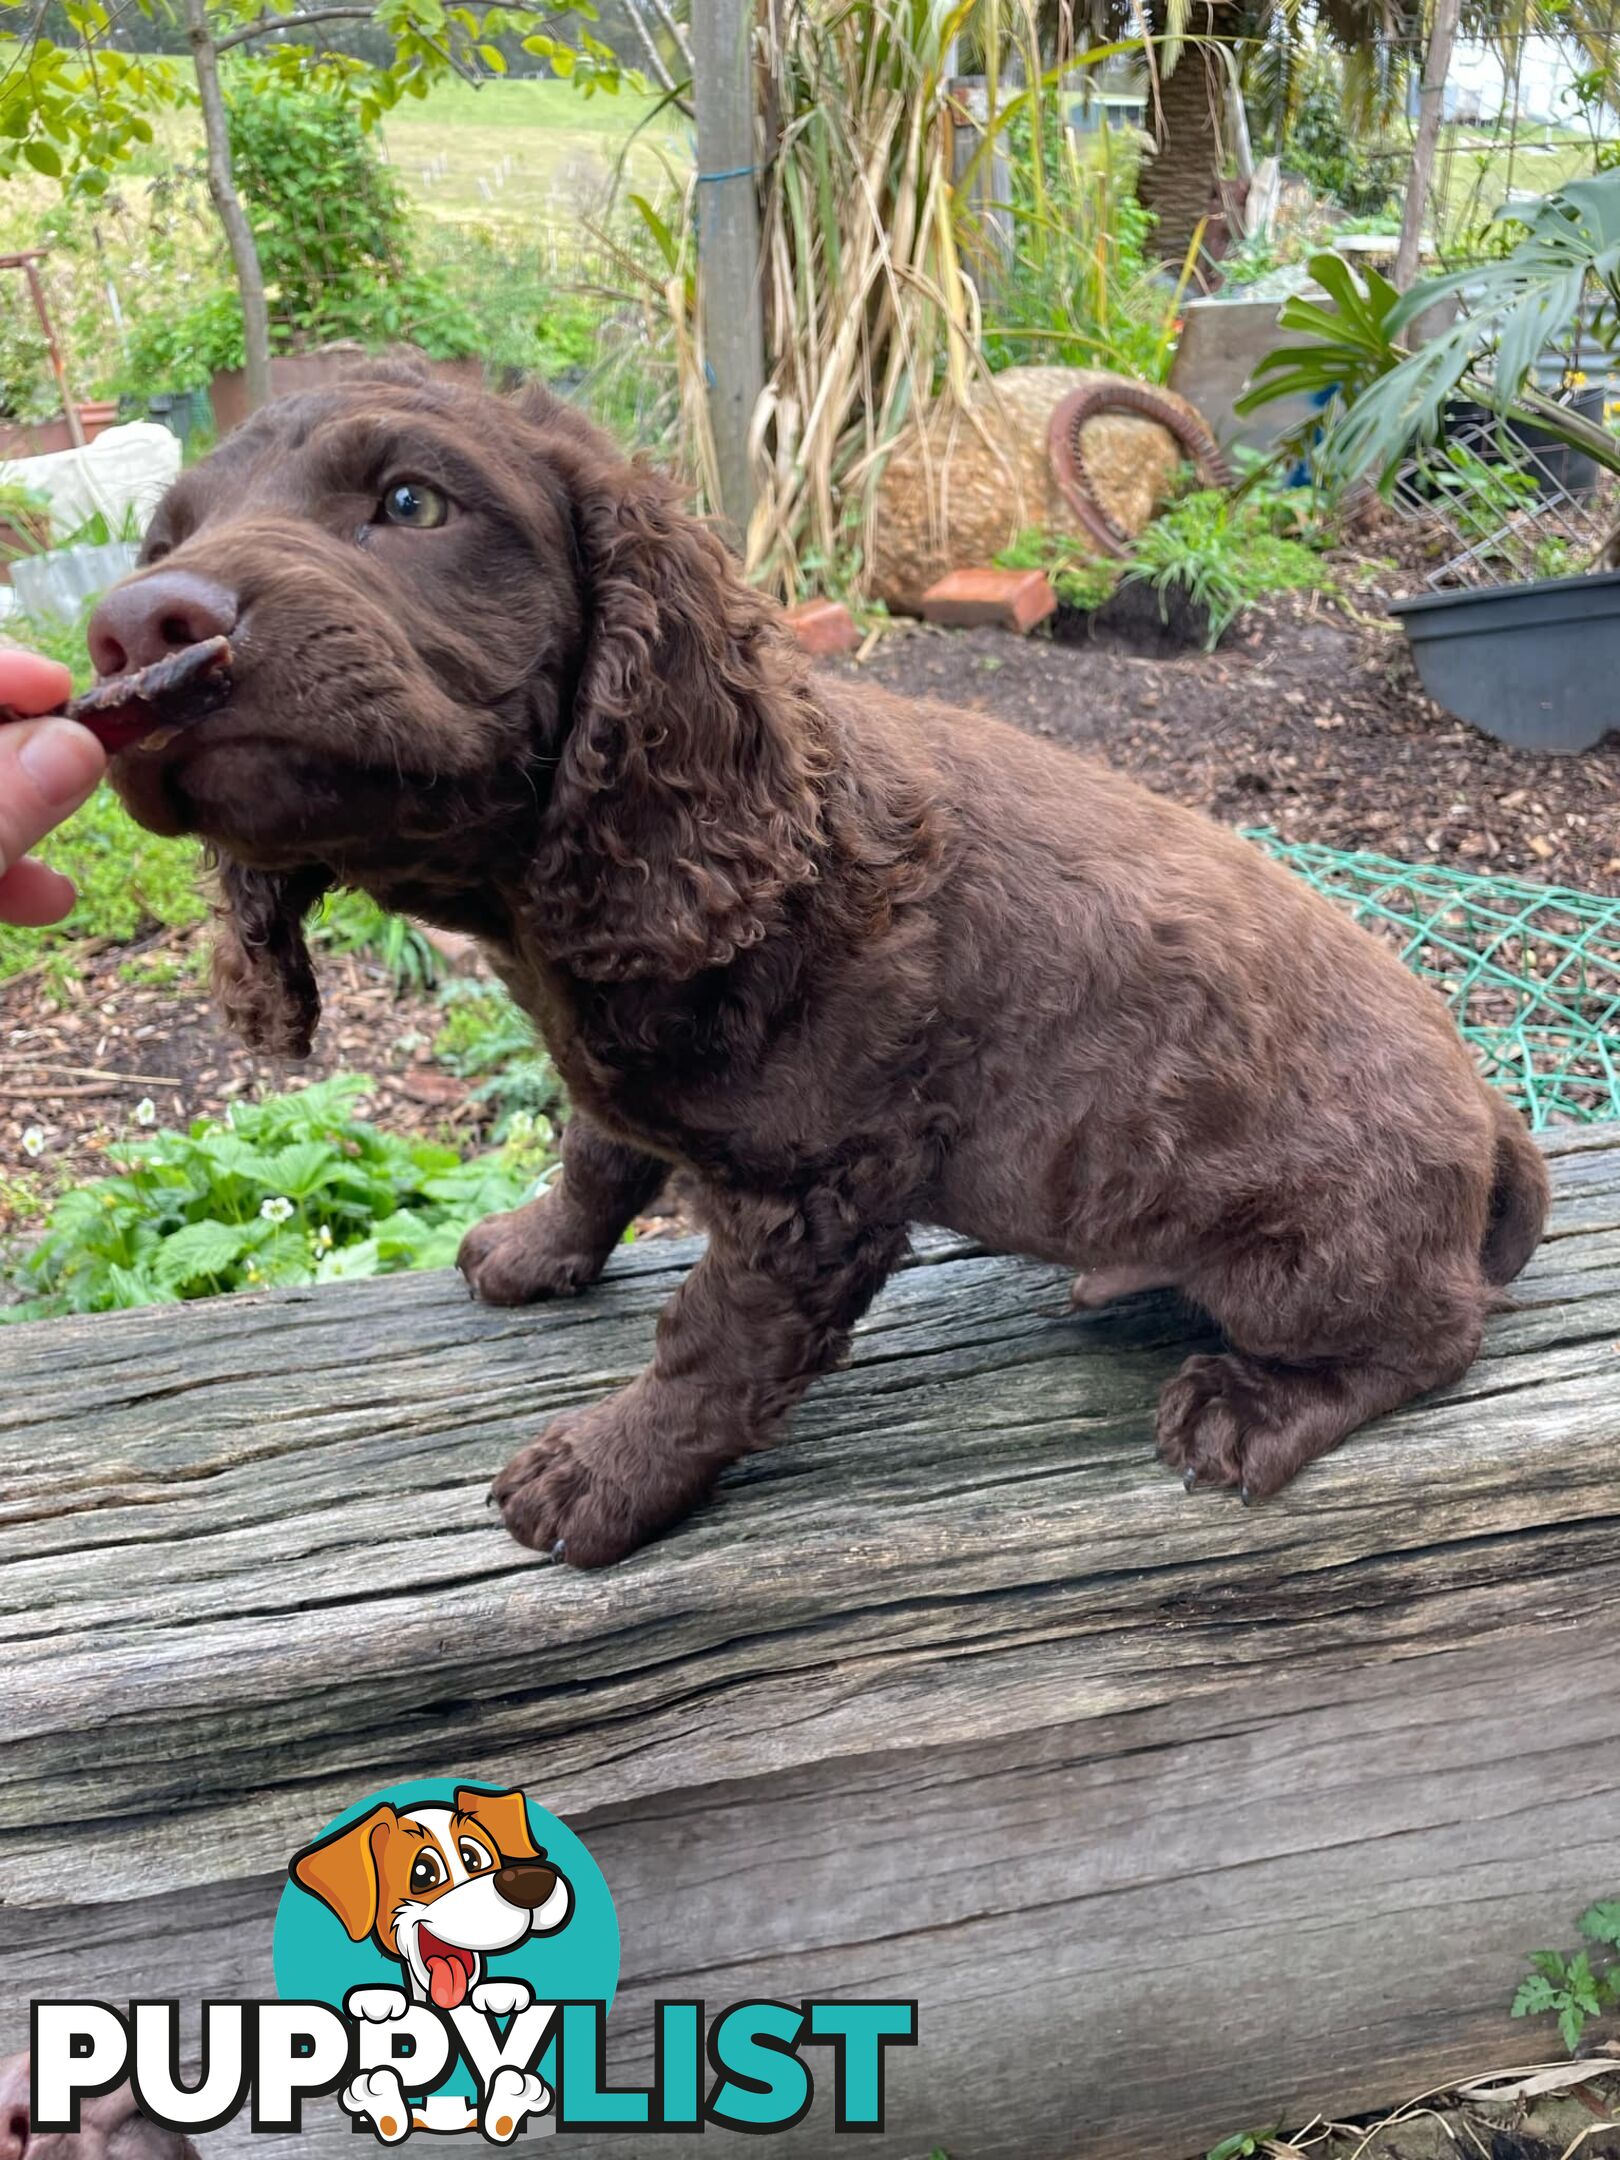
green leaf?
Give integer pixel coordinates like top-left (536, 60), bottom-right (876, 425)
top-left (1512, 1975), bottom-right (1559, 2017)
top-left (1558, 2001), bottom-right (1587, 2054)
top-left (152, 1218), bottom-right (256, 1290)
top-left (629, 191), bottom-right (678, 272)
top-left (1579, 1901), bottom-right (1620, 1945)
top-left (268, 1140), bottom-right (339, 1198)
top-left (24, 140), bottom-right (63, 177)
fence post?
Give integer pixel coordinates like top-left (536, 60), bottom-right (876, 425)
top-left (691, 0), bottom-right (766, 544)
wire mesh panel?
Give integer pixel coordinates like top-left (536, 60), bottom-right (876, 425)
top-left (1249, 833), bottom-right (1620, 1127)
top-left (1389, 413), bottom-right (1609, 589)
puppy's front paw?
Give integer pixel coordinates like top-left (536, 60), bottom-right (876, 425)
top-left (481, 2068), bottom-right (551, 2142)
top-left (341, 2069), bottom-right (411, 2143)
top-left (493, 1406), bottom-right (651, 1569)
top-left (493, 1388), bottom-right (720, 1569)
top-left (346, 1986), bottom-right (410, 2024)
top-left (457, 1195), bottom-right (609, 1307)
top-left (470, 1978), bottom-right (533, 2017)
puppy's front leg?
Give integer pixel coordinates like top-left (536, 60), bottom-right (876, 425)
top-left (458, 1110), bottom-right (666, 1306)
top-left (493, 1195), bottom-right (908, 1566)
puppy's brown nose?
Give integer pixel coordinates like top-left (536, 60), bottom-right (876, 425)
top-left (87, 569), bottom-right (237, 679)
top-left (493, 1862), bottom-right (559, 1910)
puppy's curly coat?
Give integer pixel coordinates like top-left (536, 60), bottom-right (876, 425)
top-left (91, 366), bottom-right (1549, 1567)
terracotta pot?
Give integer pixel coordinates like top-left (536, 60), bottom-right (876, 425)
top-left (209, 346), bottom-right (487, 435)
top-left (0, 403), bottom-right (125, 459)
top-left (76, 399), bottom-right (121, 443)
top-left (0, 414), bottom-right (76, 459)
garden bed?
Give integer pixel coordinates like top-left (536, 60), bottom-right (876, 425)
top-left (837, 584), bottom-right (1619, 893)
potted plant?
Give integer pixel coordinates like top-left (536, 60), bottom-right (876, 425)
top-left (1237, 178), bottom-right (1620, 753)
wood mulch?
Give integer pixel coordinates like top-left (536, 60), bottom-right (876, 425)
top-left (832, 584), bottom-right (1619, 896)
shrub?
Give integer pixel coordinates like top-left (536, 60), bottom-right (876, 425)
top-left (1122, 485), bottom-right (1333, 647)
top-left (434, 978), bottom-right (566, 1138)
top-left (120, 72), bottom-right (479, 390)
top-left (2, 1074), bottom-right (559, 1322)
top-left (992, 528), bottom-right (1120, 612)
top-left (312, 890), bottom-right (443, 995)
top-left (981, 112), bottom-right (1189, 383)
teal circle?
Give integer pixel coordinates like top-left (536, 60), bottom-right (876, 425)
top-left (272, 1778), bottom-right (618, 2095)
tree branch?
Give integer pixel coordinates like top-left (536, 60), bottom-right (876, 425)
top-left (620, 0), bottom-right (678, 95)
top-left (214, 6), bottom-right (376, 54)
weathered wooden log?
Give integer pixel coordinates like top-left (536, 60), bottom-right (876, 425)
top-left (2, 1125), bottom-right (1618, 2160)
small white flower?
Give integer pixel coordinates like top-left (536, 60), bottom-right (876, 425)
top-left (134, 1097), bottom-right (156, 1126)
top-left (315, 1223), bottom-right (334, 1250)
top-left (260, 1195), bottom-right (295, 1223)
top-left (22, 1126), bottom-right (46, 1158)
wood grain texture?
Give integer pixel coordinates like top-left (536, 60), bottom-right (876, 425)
top-left (3, 1126), bottom-right (1618, 2159)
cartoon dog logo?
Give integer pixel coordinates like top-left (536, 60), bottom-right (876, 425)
top-left (289, 1784), bottom-right (572, 2142)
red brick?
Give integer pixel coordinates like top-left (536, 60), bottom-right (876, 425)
top-left (918, 568), bottom-right (1057, 634)
top-left (785, 598), bottom-right (862, 656)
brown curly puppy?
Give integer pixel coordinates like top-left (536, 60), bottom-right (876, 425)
top-left (89, 366), bottom-right (1549, 1568)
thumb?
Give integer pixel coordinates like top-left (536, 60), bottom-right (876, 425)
top-left (0, 717), bottom-right (106, 879)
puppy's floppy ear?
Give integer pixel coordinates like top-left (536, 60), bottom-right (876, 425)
top-left (210, 858), bottom-right (330, 1059)
top-left (289, 1803), bottom-right (394, 1942)
top-left (453, 1785), bottom-right (540, 1863)
top-left (530, 444), bottom-right (829, 982)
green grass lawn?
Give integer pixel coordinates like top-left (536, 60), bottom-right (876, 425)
top-left (379, 78), bottom-right (687, 234)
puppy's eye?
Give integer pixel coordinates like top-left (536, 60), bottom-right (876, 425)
top-left (458, 1840), bottom-right (490, 1874)
top-left (379, 481), bottom-right (449, 530)
top-left (409, 1851), bottom-right (445, 1894)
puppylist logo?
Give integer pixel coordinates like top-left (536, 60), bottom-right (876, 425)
top-left (30, 1778), bottom-right (917, 2141)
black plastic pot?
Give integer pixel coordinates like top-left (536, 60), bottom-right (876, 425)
top-left (1446, 383), bottom-right (1608, 498)
top-left (1390, 570), bottom-right (1620, 753)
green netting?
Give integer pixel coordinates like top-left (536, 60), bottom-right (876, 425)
top-left (1247, 833), bottom-right (1620, 1130)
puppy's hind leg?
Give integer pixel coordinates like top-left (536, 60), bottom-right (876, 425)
top-left (458, 1111), bottom-right (666, 1306)
top-left (1157, 1257), bottom-right (1486, 1500)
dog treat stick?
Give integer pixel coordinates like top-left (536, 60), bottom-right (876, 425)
top-left (0, 634), bottom-right (233, 752)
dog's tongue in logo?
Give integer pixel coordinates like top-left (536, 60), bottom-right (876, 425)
top-left (421, 1934), bottom-right (473, 2010)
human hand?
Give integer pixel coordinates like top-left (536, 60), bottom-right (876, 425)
top-left (0, 647), bottom-right (105, 926)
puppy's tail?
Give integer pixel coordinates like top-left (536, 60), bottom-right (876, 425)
top-left (1481, 1093), bottom-right (1550, 1287)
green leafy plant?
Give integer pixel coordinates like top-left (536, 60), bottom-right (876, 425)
top-left (1122, 486), bottom-right (1333, 648)
top-left (119, 74), bottom-right (483, 392)
top-left (2, 1074), bottom-right (558, 1322)
top-left (993, 527), bottom-right (1120, 612)
top-left (1206, 2129), bottom-right (1278, 2160)
top-left (434, 979), bottom-right (566, 1138)
top-left (1512, 1900), bottom-right (1620, 2053)
top-left (0, 787), bottom-right (208, 984)
top-left (1240, 176), bottom-right (1620, 495)
top-left (312, 891), bottom-right (442, 995)
top-left (981, 109), bottom-right (1198, 384)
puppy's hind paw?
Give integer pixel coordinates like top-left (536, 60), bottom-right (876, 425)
top-left (1155, 1352), bottom-right (1276, 1496)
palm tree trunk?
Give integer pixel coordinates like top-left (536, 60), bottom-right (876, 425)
top-left (184, 0), bottom-right (273, 414)
top-left (1136, 41), bottom-right (1223, 266)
